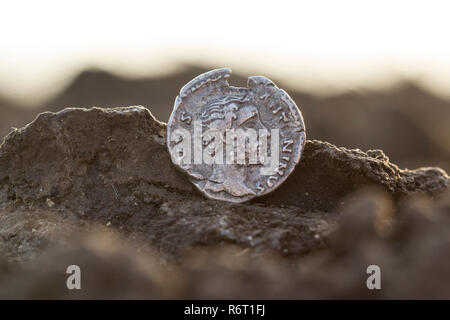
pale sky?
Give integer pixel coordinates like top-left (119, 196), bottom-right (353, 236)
top-left (1, 0), bottom-right (450, 106)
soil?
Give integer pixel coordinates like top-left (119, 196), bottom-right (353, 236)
top-left (0, 106), bottom-right (448, 299)
top-left (1, 66), bottom-right (450, 172)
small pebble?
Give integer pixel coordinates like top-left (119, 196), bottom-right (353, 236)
top-left (46, 198), bottom-right (55, 208)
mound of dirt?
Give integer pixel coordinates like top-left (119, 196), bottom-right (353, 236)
top-left (2, 66), bottom-right (450, 172)
top-left (0, 106), bottom-right (449, 299)
top-left (41, 68), bottom-right (450, 171)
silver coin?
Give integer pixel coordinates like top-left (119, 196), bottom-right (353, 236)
top-left (167, 68), bottom-right (306, 203)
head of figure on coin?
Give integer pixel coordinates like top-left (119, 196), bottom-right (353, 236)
top-left (200, 95), bottom-right (269, 197)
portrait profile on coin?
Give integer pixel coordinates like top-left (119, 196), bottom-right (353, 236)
top-left (167, 68), bottom-right (306, 203)
top-left (201, 95), bottom-right (269, 197)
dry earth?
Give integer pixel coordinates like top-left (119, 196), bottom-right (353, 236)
top-left (0, 106), bottom-right (448, 299)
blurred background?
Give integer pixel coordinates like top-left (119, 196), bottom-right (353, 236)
top-left (1, 0), bottom-right (449, 171)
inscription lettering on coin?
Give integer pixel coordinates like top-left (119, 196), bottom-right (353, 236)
top-left (167, 68), bottom-right (306, 203)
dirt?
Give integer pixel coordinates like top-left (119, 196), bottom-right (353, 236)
top-left (0, 106), bottom-right (449, 299)
top-left (1, 67), bottom-right (450, 172)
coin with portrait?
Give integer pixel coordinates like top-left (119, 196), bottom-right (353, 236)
top-left (167, 68), bottom-right (306, 203)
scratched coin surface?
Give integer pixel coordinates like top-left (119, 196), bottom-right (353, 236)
top-left (167, 68), bottom-right (306, 203)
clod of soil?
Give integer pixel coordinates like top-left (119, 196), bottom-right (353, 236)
top-left (0, 106), bottom-right (448, 299)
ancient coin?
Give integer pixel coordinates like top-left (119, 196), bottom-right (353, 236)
top-left (167, 68), bottom-right (306, 203)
